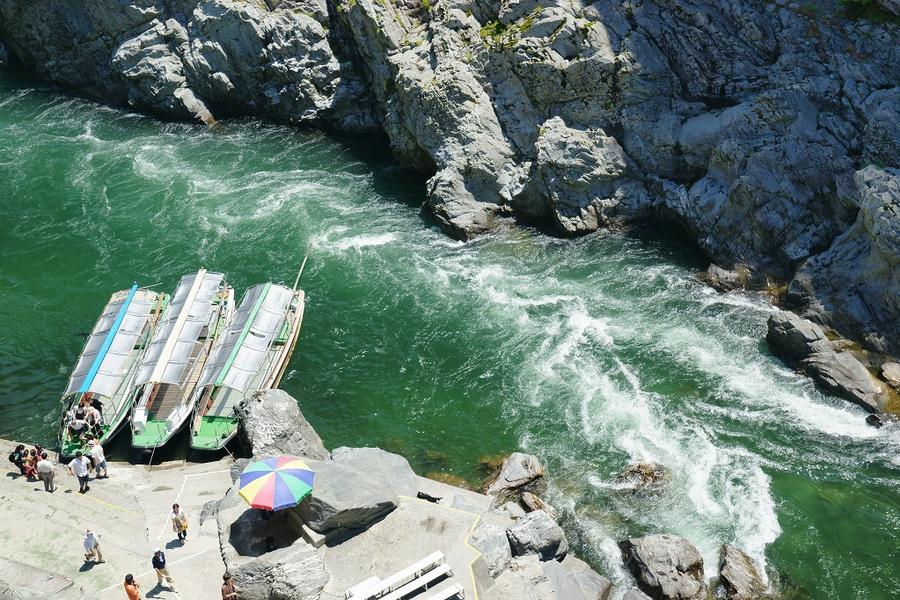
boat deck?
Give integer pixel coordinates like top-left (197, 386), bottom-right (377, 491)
top-left (191, 415), bottom-right (238, 450)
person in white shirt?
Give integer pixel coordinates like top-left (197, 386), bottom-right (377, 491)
top-left (36, 452), bottom-right (55, 492)
top-left (67, 450), bottom-right (91, 493)
top-left (88, 439), bottom-right (108, 478)
top-left (83, 529), bottom-right (104, 563)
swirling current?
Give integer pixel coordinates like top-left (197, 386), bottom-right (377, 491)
top-left (0, 72), bottom-right (897, 599)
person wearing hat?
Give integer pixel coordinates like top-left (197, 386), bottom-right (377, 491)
top-left (83, 529), bottom-right (104, 563)
top-left (88, 439), bottom-right (108, 479)
top-left (151, 548), bottom-right (176, 591)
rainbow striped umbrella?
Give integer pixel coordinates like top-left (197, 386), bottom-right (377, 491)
top-left (238, 456), bottom-right (315, 511)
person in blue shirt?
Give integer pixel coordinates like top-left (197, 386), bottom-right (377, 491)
top-left (151, 548), bottom-right (176, 592)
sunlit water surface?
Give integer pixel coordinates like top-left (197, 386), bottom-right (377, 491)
top-left (0, 72), bottom-right (897, 599)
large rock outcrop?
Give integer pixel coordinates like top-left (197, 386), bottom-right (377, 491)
top-left (718, 544), bottom-right (766, 600)
top-left (766, 310), bottom-right (887, 412)
top-left (506, 509), bottom-right (569, 561)
top-left (1, 0), bottom-right (899, 350)
top-left (619, 534), bottom-right (707, 600)
top-left (789, 167), bottom-right (900, 354)
top-left (238, 389), bottom-right (329, 460)
top-left (483, 451), bottom-right (545, 496)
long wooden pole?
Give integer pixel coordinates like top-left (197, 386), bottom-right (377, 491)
top-left (293, 246), bottom-right (311, 292)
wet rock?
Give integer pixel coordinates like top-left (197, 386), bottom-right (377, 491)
top-left (766, 311), bottom-right (886, 412)
top-left (469, 522), bottom-right (512, 577)
top-left (477, 453), bottom-right (508, 477)
top-left (701, 264), bottom-right (751, 292)
top-left (296, 459), bottom-right (397, 533)
top-left (617, 462), bottom-right (671, 492)
top-left (623, 589), bottom-right (652, 600)
top-left (483, 452), bottom-right (545, 496)
top-left (330, 446), bottom-right (418, 497)
top-left (520, 491), bottom-right (557, 518)
top-left (507, 509), bottom-right (569, 561)
top-left (619, 534), bottom-right (706, 600)
top-left (238, 390), bottom-right (329, 460)
top-left (803, 351), bottom-right (886, 413)
top-left (719, 544), bottom-right (765, 600)
top-left (865, 413), bottom-right (900, 429)
top-left (882, 362), bottom-right (900, 389)
top-left (765, 311), bottom-right (832, 362)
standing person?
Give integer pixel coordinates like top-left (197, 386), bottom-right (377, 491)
top-left (36, 452), bottom-right (55, 492)
top-left (88, 440), bottom-right (108, 479)
top-left (83, 529), bottom-right (104, 563)
top-left (222, 572), bottom-right (240, 599)
top-left (67, 450), bottom-right (91, 493)
top-left (151, 548), bottom-right (177, 591)
top-left (169, 503), bottom-right (188, 542)
top-left (124, 574), bottom-right (141, 600)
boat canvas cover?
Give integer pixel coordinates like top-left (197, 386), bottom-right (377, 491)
top-left (199, 283), bottom-right (293, 393)
top-left (135, 271), bottom-right (225, 386)
top-left (64, 288), bottom-right (158, 398)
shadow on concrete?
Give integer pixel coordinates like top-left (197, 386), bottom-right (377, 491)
top-left (164, 539), bottom-right (184, 550)
top-left (78, 562), bottom-right (97, 572)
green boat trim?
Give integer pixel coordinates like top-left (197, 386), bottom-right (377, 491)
top-left (215, 282), bottom-right (271, 387)
top-left (131, 419), bottom-right (173, 449)
top-left (191, 415), bottom-right (239, 450)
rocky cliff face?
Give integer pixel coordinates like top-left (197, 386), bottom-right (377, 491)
top-left (0, 0), bottom-right (898, 351)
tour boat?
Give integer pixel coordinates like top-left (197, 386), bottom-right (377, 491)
top-left (58, 284), bottom-right (167, 459)
top-left (130, 269), bottom-right (234, 452)
top-left (189, 281), bottom-right (305, 451)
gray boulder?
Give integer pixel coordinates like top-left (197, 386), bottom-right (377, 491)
top-left (766, 311), bottom-right (886, 412)
top-left (488, 554), bottom-right (611, 600)
top-left (532, 115), bottom-right (641, 235)
top-left (238, 390), bottom-right (329, 460)
top-left (296, 459), bottom-right (397, 533)
top-left (619, 534), bottom-right (706, 600)
top-left (507, 509), bottom-right (568, 561)
top-left (469, 522), bottom-right (512, 577)
top-left (484, 452), bottom-right (545, 496)
top-left (623, 589), bottom-right (652, 600)
top-left (701, 264), bottom-right (750, 293)
top-left (765, 310), bottom-right (832, 363)
top-left (231, 541), bottom-right (329, 600)
top-left (804, 351), bottom-right (886, 413)
top-left (883, 362), bottom-right (900, 389)
top-left (330, 446), bottom-right (418, 497)
top-left (719, 545), bottom-right (765, 600)
top-left (542, 556), bottom-right (612, 600)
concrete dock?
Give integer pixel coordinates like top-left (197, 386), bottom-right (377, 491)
top-left (0, 439), bottom-right (233, 599)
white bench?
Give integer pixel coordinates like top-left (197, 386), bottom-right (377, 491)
top-left (423, 583), bottom-right (465, 600)
top-left (379, 563), bottom-right (452, 600)
top-left (345, 551), bottom-right (446, 599)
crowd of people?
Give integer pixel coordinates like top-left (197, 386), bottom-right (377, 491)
top-left (63, 394), bottom-right (104, 443)
top-left (7, 440), bottom-right (240, 598)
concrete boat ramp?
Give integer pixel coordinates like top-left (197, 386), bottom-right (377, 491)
top-left (0, 439), bottom-right (232, 599)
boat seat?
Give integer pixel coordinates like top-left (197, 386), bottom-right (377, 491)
top-left (423, 583), bottom-right (465, 600)
top-left (345, 551), bottom-right (445, 599)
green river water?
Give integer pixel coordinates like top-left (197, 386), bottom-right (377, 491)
top-left (0, 72), bottom-right (898, 599)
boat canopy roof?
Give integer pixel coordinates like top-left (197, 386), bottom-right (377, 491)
top-left (135, 269), bottom-right (225, 387)
top-left (198, 282), bottom-right (293, 393)
top-left (64, 285), bottom-right (159, 398)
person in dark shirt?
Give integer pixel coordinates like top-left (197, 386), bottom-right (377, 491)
top-left (151, 549), bottom-right (176, 591)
